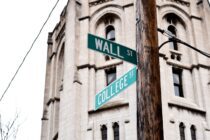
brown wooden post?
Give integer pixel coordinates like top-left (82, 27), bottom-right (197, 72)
top-left (136, 0), bottom-right (164, 140)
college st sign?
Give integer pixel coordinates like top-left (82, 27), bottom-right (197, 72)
top-left (95, 66), bottom-right (136, 110)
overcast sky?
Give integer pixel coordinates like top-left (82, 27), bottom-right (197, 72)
top-left (0, 0), bottom-right (67, 139)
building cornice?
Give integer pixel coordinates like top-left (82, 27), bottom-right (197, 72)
top-left (89, 0), bottom-right (114, 7)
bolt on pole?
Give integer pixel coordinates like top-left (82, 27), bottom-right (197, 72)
top-left (136, 0), bottom-right (164, 140)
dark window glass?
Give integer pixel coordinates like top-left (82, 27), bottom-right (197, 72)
top-left (113, 123), bottom-right (119, 140)
top-left (179, 123), bottom-right (185, 140)
top-left (168, 25), bottom-right (178, 50)
top-left (106, 68), bottom-right (116, 86)
top-left (167, 13), bottom-right (177, 25)
top-left (191, 125), bottom-right (196, 140)
top-left (101, 125), bottom-right (107, 140)
top-left (106, 25), bottom-right (115, 41)
top-left (173, 68), bottom-right (183, 97)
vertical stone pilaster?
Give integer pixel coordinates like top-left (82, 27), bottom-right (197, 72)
top-left (59, 0), bottom-right (81, 139)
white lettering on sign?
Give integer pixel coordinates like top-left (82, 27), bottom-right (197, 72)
top-left (127, 50), bottom-right (133, 56)
top-left (97, 74), bottom-right (129, 106)
top-left (103, 42), bottom-right (109, 53)
top-left (95, 38), bottom-right (124, 59)
top-left (117, 46), bottom-right (124, 58)
top-left (110, 44), bottom-right (117, 56)
top-left (95, 38), bottom-right (103, 50)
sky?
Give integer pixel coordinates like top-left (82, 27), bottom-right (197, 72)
top-left (0, 0), bottom-right (67, 139)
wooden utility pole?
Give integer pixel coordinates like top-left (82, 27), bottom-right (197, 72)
top-left (136, 0), bottom-right (164, 140)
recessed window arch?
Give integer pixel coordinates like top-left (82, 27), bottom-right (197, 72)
top-left (190, 125), bottom-right (196, 140)
top-left (165, 13), bottom-right (185, 26)
top-left (163, 13), bottom-right (186, 51)
top-left (95, 13), bottom-right (121, 61)
top-left (179, 122), bottom-right (186, 140)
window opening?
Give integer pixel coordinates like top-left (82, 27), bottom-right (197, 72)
top-left (113, 122), bottom-right (119, 140)
top-left (179, 122), bottom-right (185, 140)
top-left (168, 25), bottom-right (178, 50)
top-left (106, 25), bottom-right (115, 41)
top-left (101, 125), bottom-right (107, 140)
top-left (106, 67), bottom-right (116, 86)
top-left (166, 13), bottom-right (177, 25)
top-left (172, 68), bottom-right (183, 97)
top-left (105, 25), bottom-right (115, 61)
top-left (191, 125), bottom-right (196, 140)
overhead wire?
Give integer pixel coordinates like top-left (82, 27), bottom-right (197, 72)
top-left (0, 0), bottom-right (60, 103)
top-left (157, 28), bottom-right (210, 58)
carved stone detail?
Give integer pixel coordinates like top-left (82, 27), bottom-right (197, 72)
top-left (167, 0), bottom-right (190, 7)
top-left (89, 0), bottom-right (114, 7)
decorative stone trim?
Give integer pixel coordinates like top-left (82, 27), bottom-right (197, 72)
top-left (77, 64), bottom-right (96, 70)
top-left (55, 24), bottom-right (65, 41)
top-left (49, 52), bottom-right (56, 60)
top-left (167, 0), bottom-right (190, 7)
top-left (168, 102), bottom-right (206, 115)
top-left (190, 15), bottom-right (202, 21)
top-left (87, 127), bottom-right (92, 131)
top-left (89, 0), bottom-right (114, 7)
top-left (48, 32), bottom-right (53, 45)
top-left (170, 50), bottom-right (182, 61)
top-left (197, 0), bottom-right (203, 5)
top-left (73, 71), bottom-right (82, 85)
top-left (76, 0), bottom-right (82, 6)
top-left (88, 102), bottom-right (128, 114)
top-left (79, 16), bottom-right (90, 21)
top-left (191, 64), bottom-right (210, 70)
top-left (47, 97), bottom-right (60, 106)
top-left (123, 3), bottom-right (134, 9)
top-left (77, 60), bottom-right (123, 70)
top-left (124, 119), bottom-right (130, 123)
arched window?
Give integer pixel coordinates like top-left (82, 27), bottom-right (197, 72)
top-left (105, 25), bottom-right (115, 61)
top-left (168, 25), bottom-right (178, 50)
top-left (179, 122), bottom-right (185, 140)
top-left (166, 13), bottom-right (177, 25)
top-left (113, 122), bottom-right (119, 140)
top-left (164, 13), bottom-right (185, 51)
top-left (190, 125), bottom-right (196, 140)
top-left (101, 125), bottom-right (107, 140)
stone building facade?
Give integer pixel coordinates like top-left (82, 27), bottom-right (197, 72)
top-left (40, 0), bottom-right (210, 140)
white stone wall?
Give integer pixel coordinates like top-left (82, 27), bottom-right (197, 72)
top-left (41, 0), bottom-right (210, 140)
top-left (158, 0), bottom-right (210, 140)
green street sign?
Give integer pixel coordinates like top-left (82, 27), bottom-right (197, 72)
top-left (95, 66), bottom-right (137, 110)
top-left (88, 33), bottom-right (137, 65)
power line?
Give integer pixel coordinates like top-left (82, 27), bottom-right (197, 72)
top-left (0, 0), bottom-right (61, 103)
top-left (158, 28), bottom-right (210, 58)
